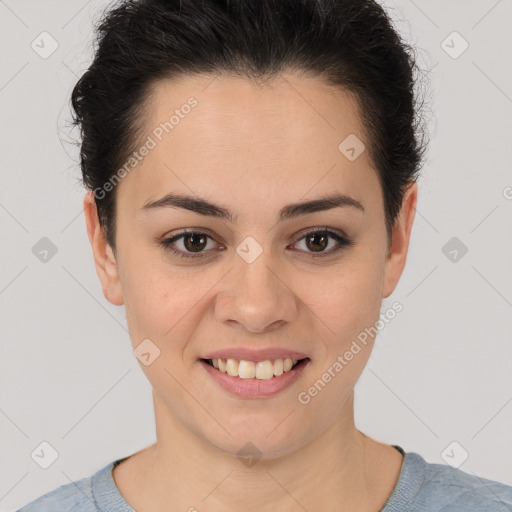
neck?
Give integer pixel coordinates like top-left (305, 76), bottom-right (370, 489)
top-left (114, 390), bottom-right (402, 512)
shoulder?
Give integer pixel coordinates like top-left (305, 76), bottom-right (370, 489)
top-left (15, 477), bottom-right (96, 512)
top-left (15, 460), bottom-right (116, 512)
top-left (392, 451), bottom-right (512, 512)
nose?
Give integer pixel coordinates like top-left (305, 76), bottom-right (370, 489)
top-left (214, 250), bottom-right (299, 334)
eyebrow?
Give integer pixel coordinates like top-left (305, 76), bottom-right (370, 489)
top-left (141, 192), bottom-right (365, 222)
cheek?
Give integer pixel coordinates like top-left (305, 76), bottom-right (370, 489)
top-left (295, 258), bottom-right (385, 412)
top-left (122, 262), bottom-right (213, 356)
top-left (125, 279), bottom-right (180, 337)
top-left (122, 271), bottom-right (205, 406)
top-left (302, 251), bottom-right (385, 343)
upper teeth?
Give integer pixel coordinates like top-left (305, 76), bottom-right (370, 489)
top-left (211, 358), bottom-right (299, 380)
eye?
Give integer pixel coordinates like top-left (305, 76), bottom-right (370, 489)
top-left (159, 229), bottom-right (222, 259)
top-left (291, 227), bottom-right (355, 258)
top-left (158, 227), bottom-right (354, 260)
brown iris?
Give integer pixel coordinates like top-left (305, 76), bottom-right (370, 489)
top-left (305, 232), bottom-right (329, 252)
top-left (183, 233), bottom-right (208, 252)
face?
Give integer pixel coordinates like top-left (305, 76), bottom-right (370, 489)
top-left (85, 72), bottom-right (416, 459)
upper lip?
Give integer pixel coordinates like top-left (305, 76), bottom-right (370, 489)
top-left (200, 347), bottom-right (310, 362)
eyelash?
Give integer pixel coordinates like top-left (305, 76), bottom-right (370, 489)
top-left (158, 227), bottom-right (355, 260)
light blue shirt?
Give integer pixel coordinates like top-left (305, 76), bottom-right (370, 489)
top-left (16, 446), bottom-right (512, 511)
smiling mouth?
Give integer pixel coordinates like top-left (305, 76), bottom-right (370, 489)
top-left (201, 357), bottom-right (310, 380)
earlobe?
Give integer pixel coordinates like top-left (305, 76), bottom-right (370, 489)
top-left (382, 182), bottom-right (418, 299)
top-left (83, 191), bottom-right (124, 306)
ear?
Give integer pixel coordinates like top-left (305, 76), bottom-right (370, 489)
top-left (83, 191), bottom-right (124, 306)
top-left (382, 182), bottom-right (418, 299)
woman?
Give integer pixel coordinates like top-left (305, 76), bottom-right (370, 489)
top-left (17, 0), bottom-right (512, 510)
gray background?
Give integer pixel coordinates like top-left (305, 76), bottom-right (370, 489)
top-left (1, 0), bottom-right (511, 510)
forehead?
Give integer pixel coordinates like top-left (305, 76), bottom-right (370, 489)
top-left (145, 72), bottom-right (366, 155)
top-left (118, 72), bottom-right (381, 218)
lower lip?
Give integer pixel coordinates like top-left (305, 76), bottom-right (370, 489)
top-left (199, 359), bottom-right (310, 398)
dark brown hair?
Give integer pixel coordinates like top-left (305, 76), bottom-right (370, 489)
top-left (70, 0), bottom-right (430, 251)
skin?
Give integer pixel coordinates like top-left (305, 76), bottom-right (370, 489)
top-left (84, 72), bottom-right (417, 512)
